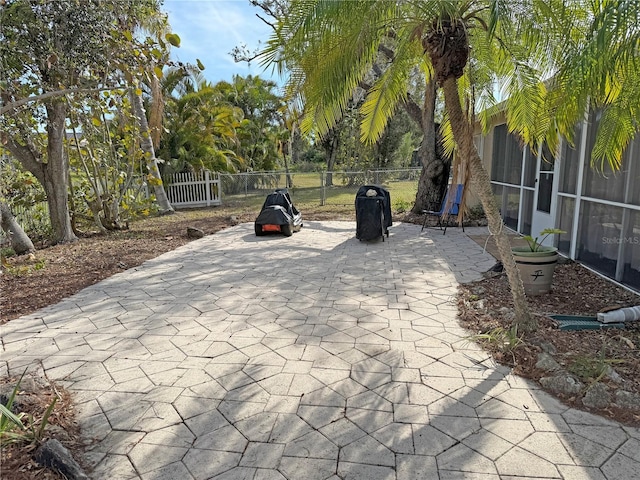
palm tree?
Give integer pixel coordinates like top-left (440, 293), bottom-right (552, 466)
top-left (215, 75), bottom-right (285, 171)
top-left (130, 90), bottom-right (174, 213)
top-left (262, 0), bottom-right (640, 333)
top-left (537, 0), bottom-right (640, 170)
top-left (121, 1), bottom-right (178, 214)
top-left (158, 77), bottom-right (245, 173)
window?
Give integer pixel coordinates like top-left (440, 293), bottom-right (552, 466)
top-left (558, 124), bottom-right (582, 195)
top-left (577, 201), bottom-right (623, 278)
top-left (535, 144), bottom-right (555, 214)
top-left (622, 210), bottom-right (640, 290)
top-left (582, 112), bottom-right (627, 203)
top-left (556, 197), bottom-right (575, 255)
top-left (504, 185), bottom-right (520, 230)
top-left (523, 147), bottom-right (536, 188)
top-left (627, 136), bottom-right (640, 206)
top-left (521, 190), bottom-right (534, 235)
top-left (492, 183), bottom-right (521, 231)
top-left (491, 124), bottom-right (523, 185)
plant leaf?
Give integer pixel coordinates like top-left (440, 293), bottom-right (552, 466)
top-left (0, 404), bottom-right (25, 431)
top-left (165, 33), bottom-right (181, 47)
top-left (37, 398), bottom-right (57, 439)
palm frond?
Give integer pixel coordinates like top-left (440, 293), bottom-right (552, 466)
top-left (591, 72), bottom-right (640, 170)
top-left (265, 0), bottom-right (399, 138)
top-left (359, 35), bottom-right (422, 144)
top-left (502, 63), bottom-right (549, 147)
top-left (439, 112), bottom-right (456, 160)
top-left (548, 0), bottom-right (640, 170)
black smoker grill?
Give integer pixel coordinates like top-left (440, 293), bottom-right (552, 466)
top-left (355, 185), bottom-right (392, 241)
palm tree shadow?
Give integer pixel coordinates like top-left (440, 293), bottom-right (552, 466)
top-left (7, 221), bottom-right (625, 479)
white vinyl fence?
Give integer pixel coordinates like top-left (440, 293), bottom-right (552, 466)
top-left (164, 170), bottom-right (221, 208)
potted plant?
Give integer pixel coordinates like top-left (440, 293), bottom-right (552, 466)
top-left (512, 228), bottom-right (565, 295)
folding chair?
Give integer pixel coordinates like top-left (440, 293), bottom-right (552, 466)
top-left (421, 184), bottom-right (464, 234)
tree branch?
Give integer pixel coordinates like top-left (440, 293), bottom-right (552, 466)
top-left (1, 86), bottom-right (121, 115)
top-left (256, 13), bottom-right (276, 30)
top-left (378, 44), bottom-right (395, 61)
top-left (1, 133), bottom-right (45, 184)
top-left (403, 94), bottom-right (424, 130)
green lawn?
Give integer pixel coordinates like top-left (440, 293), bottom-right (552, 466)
top-left (223, 177), bottom-right (418, 214)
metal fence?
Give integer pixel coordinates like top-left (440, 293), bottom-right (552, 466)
top-left (1, 168), bottom-right (422, 242)
top-left (220, 168), bottom-right (422, 207)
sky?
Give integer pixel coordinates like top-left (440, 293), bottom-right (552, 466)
top-left (162, 0), bottom-right (282, 86)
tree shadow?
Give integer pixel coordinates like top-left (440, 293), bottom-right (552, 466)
top-left (1, 222), bottom-right (633, 479)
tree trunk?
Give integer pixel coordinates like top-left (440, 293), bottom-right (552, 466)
top-left (148, 71), bottom-right (165, 151)
top-left (323, 131), bottom-right (339, 187)
top-left (3, 103), bottom-right (76, 244)
top-left (0, 201), bottom-right (35, 255)
top-left (290, 127), bottom-right (301, 188)
top-left (44, 102), bottom-right (78, 243)
top-left (406, 80), bottom-right (449, 214)
top-left (441, 77), bottom-right (536, 333)
top-left (68, 122), bottom-right (108, 233)
top-left (412, 130), bottom-right (450, 213)
top-left (130, 90), bottom-right (174, 214)
top-left (283, 141), bottom-right (293, 188)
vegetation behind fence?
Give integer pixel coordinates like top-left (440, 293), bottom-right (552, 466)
top-left (3, 168), bottom-right (421, 242)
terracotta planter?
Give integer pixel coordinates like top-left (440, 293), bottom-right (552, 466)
top-left (512, 246), bottom-right (559, 296)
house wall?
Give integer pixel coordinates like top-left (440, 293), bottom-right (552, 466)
top-left (479, 112), bottom-right (640, 292)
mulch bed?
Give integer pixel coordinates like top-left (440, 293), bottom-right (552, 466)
top-left (458, 261), bottom-right (640, 427)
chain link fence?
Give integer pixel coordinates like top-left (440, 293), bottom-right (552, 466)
top-left (220, 168), bottom-right (421, 208)
top-left (2, 168), bottom-right (423, 243)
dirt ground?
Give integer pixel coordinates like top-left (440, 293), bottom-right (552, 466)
top-left (1, 206), bottom-right (639, 479)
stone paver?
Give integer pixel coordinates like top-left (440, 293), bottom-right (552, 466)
top-left (2, 221), bottom-right (639, 479)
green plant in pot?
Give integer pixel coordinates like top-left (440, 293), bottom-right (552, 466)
top-left (512, 228), bottom-right (565, 295)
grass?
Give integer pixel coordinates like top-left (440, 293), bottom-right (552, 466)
top-left (4, 170), bottom-right (421, 244)
top-left (468, 325), bottom-right (525, 363)
top-left (222, 179), bottom-right (418, 214)
top-left (567, 349), bottom-right (626, 385)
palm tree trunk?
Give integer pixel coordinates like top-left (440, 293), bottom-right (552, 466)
top-left (283, 145), bottom-right (293, 188)
top-left (441, 77), bottom-right (536, 333)
top-left (149, 71), bottom-right (164, 151)
top-left (130, 90), bottom-right (174, 214)
top-left (412, 132), bottom-right (450, 213)
top-left (324, 132), bottom-right (339, 187)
